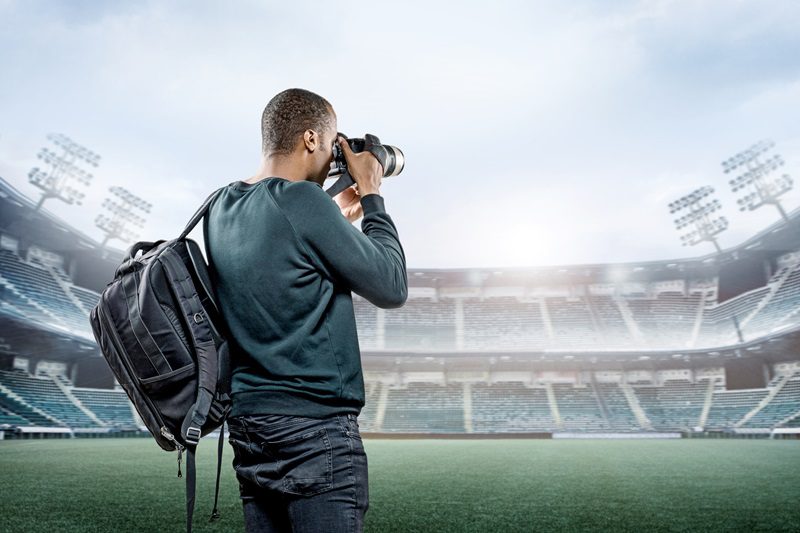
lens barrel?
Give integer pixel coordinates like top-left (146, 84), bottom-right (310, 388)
top-left (381, 145), bottom-right (404, 177)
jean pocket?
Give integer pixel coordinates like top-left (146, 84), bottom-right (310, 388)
top-left (261, 426), bottom-right (333, 497)
top-left (229, 435), bottom-right (261, 488)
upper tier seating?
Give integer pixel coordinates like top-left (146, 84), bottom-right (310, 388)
top-left (462, 297), bottom-right (547, 351)
top-left (0, 249), bottom-right (95, 335)
top-left (384, 297), bottom-right (456, 350)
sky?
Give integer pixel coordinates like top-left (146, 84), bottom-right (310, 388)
top-left (0, 0), bottom-right (799, 269)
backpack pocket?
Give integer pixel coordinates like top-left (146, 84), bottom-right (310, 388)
top-left (140, 362), bottom-right (197, 434)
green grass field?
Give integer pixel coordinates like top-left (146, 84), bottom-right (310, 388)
top-left (1, 437), bottom-right (798, 532)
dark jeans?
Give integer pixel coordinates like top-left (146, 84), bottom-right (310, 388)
top-left (227, 412), bottom-right (369, 533)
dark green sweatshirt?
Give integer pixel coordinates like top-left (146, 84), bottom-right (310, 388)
top-left (203, 177), bottom-right (407, 418)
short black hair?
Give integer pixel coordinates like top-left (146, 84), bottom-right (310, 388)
top-left (261, 88), bottom-right (335, 156)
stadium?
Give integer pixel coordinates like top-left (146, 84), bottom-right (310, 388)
top-left (1, 161), bottom-right (799, 531)
top-left (2, 170), bottom-right (800, 440)
top-left (4, 2), bottom-right (800, 530)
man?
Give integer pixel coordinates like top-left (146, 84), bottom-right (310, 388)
top-left (203, 88), bottom-right (407, 532)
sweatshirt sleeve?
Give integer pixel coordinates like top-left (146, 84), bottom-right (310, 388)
top-left (282, 181), bottom-right (408, 309)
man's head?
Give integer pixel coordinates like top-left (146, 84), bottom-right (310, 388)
top-left (261, 88), bottom-right (338, 183)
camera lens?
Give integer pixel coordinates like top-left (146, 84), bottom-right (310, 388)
top-left (328, 134), bottom-right (405, 179)
top-left (382, 145), bottom-right (404, 177)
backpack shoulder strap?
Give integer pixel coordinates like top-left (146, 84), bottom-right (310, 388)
top-left (179, 186), bottom-right (226, 240)
top-left (158, 247), bottom-right (218, 443)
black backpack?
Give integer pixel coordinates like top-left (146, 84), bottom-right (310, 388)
top-left (89, 186), bottom-right (230, 532)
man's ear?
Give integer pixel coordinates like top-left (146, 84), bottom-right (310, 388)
top-left (303, 130), bottom-right (318, 153)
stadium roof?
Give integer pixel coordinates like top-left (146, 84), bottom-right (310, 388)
top-left (0, 176), bottom-right (124, 261)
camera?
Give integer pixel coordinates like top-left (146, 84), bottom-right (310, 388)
top-left (329, 133), bottom-right (405, 179)
top-left (325, 133), bottom-right (405, 198)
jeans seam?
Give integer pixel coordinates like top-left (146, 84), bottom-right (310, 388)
top-left (337, 415), bottom-right (358, 532)
top-left (335, 414), bottom-right (349, 438)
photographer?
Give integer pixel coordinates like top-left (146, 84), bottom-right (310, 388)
top-left (203, 88), bottom-right (407, 532)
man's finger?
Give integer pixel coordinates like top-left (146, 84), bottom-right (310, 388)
top-left (337, 135), bottom-right (353, 156)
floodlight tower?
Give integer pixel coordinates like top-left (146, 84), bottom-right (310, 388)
top-left (28, 133), bottom-right (100, 211)
top-left (723, 139), bottom-right (794, 222)
top-left (668, 186), bottom-right (728, 253)
top-left (95, 186), bottom-right (152, 248)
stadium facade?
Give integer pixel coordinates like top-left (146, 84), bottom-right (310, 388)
top-left (0, 176), bottom-right (799, 439)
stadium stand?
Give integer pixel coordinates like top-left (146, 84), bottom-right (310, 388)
top-left (741, 260), bottom-right (800, 339)
top-left (0, 174), bottom-right (798, 438)
top-left (0, 406), bottom-right (30, 426)
top-left (0, 369), bottom-right (98, 428)
top-left (546, 297), bottom-right (602, 350)
top-left (354, 381), bottom-right (381, 432)
top-left (0, 249), bottom-right (93, 335)
top-left (384, 297), bottom-right (456, 350)
top-left (779, 413), bottom-right (800, 427)
top-left (631, 379), bottom-right (709, 431)
top-left (68, 285), bottom-right (102, 314)
top-left (354, 297), bottom-right (380, 350)
top-left (382, 383), bottom-right (464, 432)
top-left (462, 297), bottom-right (547, 351)
top-left (626, 291), bottom-right (702, 349)
top-left (0, 386), bottom-right (55, 426)
top-left (741, 373), bottom-right (800, 428)
top-left (471, 382), bottom-right (556, 432)
top-left (70, 385), bottom-right (137, 428)
top-left (0, 365), bottom-right (799, 435)
top-left (704, 382), bottom-right (770, 430)
top-left (551, 383), bottom-right (608, 431)
top-left (585, 294), bottom-right (636, 349)
top-left (347, 250), bottom-right (800, 353)
top-left (594, 382), bottom-right (642, 431)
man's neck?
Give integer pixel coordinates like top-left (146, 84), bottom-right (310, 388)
top-left (247, 155), bottom-right (322, 186)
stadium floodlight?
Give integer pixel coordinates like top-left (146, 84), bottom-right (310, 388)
top-left (29, 133), bottom-right (100, 211)
top-left (723, 139), bottom-right (794, 222)
top-left (95, 186), bottom-right (152, 248)
top-left (668, 186), bottom-right (728, 253)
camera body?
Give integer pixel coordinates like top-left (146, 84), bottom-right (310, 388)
top-left (329, 133), bottom-right (404, 179)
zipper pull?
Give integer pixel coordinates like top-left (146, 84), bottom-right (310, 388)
top-left (177, 447), bottom-right (183, 478)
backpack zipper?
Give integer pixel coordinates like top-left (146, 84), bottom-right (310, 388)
top-left (160, 427), bottom-right (186, 477)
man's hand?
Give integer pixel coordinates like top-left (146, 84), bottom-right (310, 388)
top-left (334, 185), bottom-right (363, 223)
top-left (338, 135), bottom-right (383, 196)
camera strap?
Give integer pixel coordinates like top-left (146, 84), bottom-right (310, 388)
top-left (325, 171), bottom-right (355, 198)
